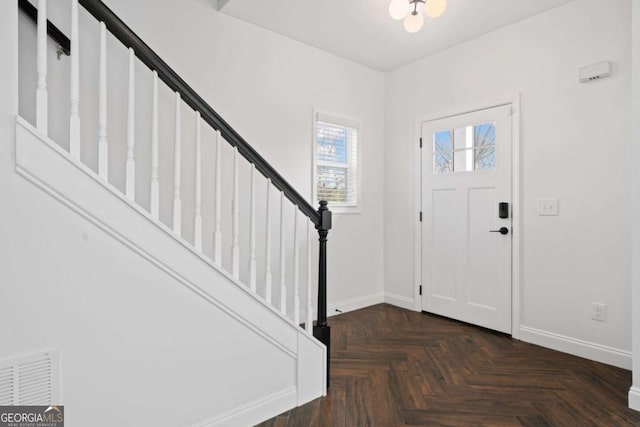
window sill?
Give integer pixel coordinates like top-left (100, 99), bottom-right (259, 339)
top-left (327, 206), bottom-right (361, 215)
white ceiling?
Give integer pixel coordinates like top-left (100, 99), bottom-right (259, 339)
top-left (218, 0), bottom-right (574, 71)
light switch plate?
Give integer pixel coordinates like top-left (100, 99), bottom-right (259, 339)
top-left (538, 198), bottom-right (559, 216)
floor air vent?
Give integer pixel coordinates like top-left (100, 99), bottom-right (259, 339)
top-left (0, 350), bottom-right (60, 405)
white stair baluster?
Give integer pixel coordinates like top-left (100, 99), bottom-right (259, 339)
top-left (280, 192), bottom-right (286, 315)
top-left (150, 71), bottom-right (160, 220)
top-left (36, 0), bottom-right (48, 135)
top-left (69, 0), bottom-right (80, 158)
top-left (265, 180), bottom-right (272, 304)
top-left (293, 207), bottom-right (300, 327)
top-left (173, 93), bottom-right (182, 235)
top-left (194, 111), bottom-right (203, 252)
top-left (231, 147), bottom-right (240, 280)
top-left (306, 220), bottom-right (313, 333)
top-left (97, 22), bottom-right (108, 180)
top-left (249, 164), bottom-right (257, 292)
top-left (125, 48), bottom-right (136, 200)
top-left (213, 130), bottom-right (222, 265)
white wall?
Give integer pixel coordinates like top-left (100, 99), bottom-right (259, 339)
top-left (385, 0), bottom-right (632, 365)
top-left (630, 0), bottom-right (640, 410)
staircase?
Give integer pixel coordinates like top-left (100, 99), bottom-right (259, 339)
top-left (1, 0), bottom-right (331, 425)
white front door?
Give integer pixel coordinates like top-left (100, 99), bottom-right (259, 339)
top-left (421, 104), bottom-right (513, 334)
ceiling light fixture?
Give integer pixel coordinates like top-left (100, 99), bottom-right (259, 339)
top-left (389, 0), bottom-right (447, 33)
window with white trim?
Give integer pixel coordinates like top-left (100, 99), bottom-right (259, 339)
top-left (313, 112), bottom-right (360, 212)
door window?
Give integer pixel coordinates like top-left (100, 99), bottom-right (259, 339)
top-left (433, 122), bottom-right (496, 174)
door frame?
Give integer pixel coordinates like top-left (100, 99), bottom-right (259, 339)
top-left (413, 94), bottom-right (522, 339)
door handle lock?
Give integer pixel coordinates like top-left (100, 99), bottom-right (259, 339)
top-left (490, 227), bottom-right (509, 235)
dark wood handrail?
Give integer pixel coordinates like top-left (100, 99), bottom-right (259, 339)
top-left (19, 0), bottom-right (71, 56)
top-left (78, 0), bottom-right (321, 225)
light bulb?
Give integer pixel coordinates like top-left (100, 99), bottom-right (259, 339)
top-left (424, 0), bottom-right (447, 18)
top-left (389, 0), bottom-right (410, 20)
top-left (403, 12), bottom-right (424, 33)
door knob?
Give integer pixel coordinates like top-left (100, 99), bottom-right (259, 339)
top-left (490, 227), bottom-right (509, 235)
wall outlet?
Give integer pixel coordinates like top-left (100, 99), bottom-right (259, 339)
top-left (538, 198), bottom-right (559, 216)
top-left (591, 302), bottom-right (606, 322)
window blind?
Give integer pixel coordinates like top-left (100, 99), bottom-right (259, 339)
top-left (315, 116), bottom-right (359, 207)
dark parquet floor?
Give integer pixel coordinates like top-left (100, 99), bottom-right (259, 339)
top-left (257, 304), bottom-right (640, 427)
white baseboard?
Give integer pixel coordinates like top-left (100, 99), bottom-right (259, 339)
top-left (519, 326), bottom-right (632, 370)
top-left (328, 292), bottom-right (384, 317)
top-left (629, 387), bottom-right (640, 411)
top-left (384, 292), bottom-right (416, 311)
top-left (195, 387), bottom-right (297, 427)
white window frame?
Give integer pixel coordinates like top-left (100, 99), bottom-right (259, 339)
top-left (312, 110), bottom-right (362, 214)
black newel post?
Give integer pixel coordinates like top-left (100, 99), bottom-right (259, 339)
top-left (313, 200), bottom-right (332, 387)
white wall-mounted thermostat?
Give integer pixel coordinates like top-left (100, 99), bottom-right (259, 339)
top-left (579, 61), bottom-right (612, 83)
